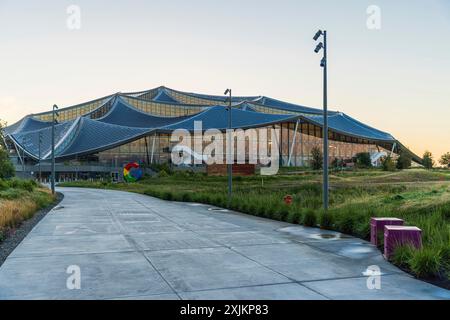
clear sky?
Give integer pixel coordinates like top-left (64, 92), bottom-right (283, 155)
top-left (0, 0), bottom-right (449, 159)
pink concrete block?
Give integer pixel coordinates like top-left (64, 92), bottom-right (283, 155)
top-left (384, 226), bottom-right (422, 260)
top-left (370, 218), bottom-right (404, 246)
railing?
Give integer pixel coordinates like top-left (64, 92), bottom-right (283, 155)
top-left (14, 163), bottom-right (122, 173)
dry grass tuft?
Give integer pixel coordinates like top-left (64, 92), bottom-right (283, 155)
top-left (0, 198), bottom-right (38, 230)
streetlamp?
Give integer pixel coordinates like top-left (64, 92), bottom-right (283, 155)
top-left (313, 29), bottom-right (329, 210)
top-left (224, 89), bottom-right (232, 208)
top-left (38, 131), bottom-right (43, 183)
top-left (51, 104), bottom-right (59, 195)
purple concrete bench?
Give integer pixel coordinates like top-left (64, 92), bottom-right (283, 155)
top-left (370, 218), bottom-right (404, 246)
top-left (384, 226), bottom-right (422, 260)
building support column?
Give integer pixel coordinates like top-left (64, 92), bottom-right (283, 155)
top-left (288, 119), bottom-right (300, 167)
top-left (150, 132), bottom-right (156, 164)
top-left (390, 142), bottom-right (397, 157)
top-left (12, 141), bottom-right (24, 169)
top-left (299, 125), bottom-right (304, 166)
top-left (144, 136), bottom-right (150, 165)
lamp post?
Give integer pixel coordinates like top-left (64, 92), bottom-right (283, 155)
top-left (38, 131), bottom-right (42, 183)
top-left (51, 104), bottom-right (59, 195)
top-left (224, 89), bottom-right (232, 208)
top-left (313, 29), bottom-right (329, 210)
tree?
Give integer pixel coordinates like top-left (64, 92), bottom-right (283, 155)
top-left (0, 119), bottom-right (7, 149)
top-left (0, 147), bottom-right (15, 179)
top-left (396, 150), bottom-right (412, 170)
top-left (0, 120), bottom-right (15, 179)
top-left (310, 146), bottom-right (323, 170)
top-left (439, 152), bottom-right (450, 168)
top-left (355, 152), bottom-right (372, 168)
top-left (422, 151), bottom-right (434, 169)
top-left (381, 156), bottom-right (396, 171)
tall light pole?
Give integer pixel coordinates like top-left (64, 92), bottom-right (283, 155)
top-left (38, 131), bottom-right (42, 183)
top-left (313, 29), bottom-right (329, 210)
top-left (51, 104), bottom-right (59, 195)
top-left (224, 89), bottom-right (232, 208)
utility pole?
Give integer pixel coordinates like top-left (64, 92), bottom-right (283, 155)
top-left (313, 29), bottom-right (329, 210)
top-left (224, 89), bottom-right (233, 208)
top-left (51, 104), bottom-right (59, 195)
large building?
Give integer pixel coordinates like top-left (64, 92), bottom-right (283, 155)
top-left (2, 86), bottom-right (421, 181)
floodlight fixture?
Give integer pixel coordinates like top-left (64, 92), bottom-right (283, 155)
top-left (313, 30), bottom-right (323, 41)
top-left (314, 42), bottom-right (323, 53)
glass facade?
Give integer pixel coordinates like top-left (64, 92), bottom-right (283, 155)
top-left (165, 89), bottom-right (226, 106)
top-left (97, 134), bottom-right (171, 166)
top-left (122, 96), bottom-right (205, 117)
top-left (93, 122), bottom-right (380, 168)
top-left (34, 98), bottom-right (111, 122)
top-left (278, 122), bottom-right (379, 166)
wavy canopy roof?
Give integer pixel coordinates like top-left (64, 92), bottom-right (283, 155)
top-left (161, 106), bottom-right (298, 132)
top-left (4, 117), bottom-right (53, 135)
top-left (3, 86), bottom-right (420, 163)
top-left (97, 97), bottom-right (190, 128)
top-left (303, 113), bottom-right (394, 141)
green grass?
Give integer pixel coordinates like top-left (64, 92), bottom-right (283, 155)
top-left (60, 168), bottom-right (450, 282)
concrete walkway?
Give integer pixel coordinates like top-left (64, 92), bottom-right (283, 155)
top-left (0, 187), bottom-right (448, 300)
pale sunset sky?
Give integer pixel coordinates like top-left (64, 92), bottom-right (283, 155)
top-left (0, 0), bottom-right (449, 158)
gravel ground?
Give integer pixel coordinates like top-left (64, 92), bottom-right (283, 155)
top-left (0, 193), bottom-right (64, 267)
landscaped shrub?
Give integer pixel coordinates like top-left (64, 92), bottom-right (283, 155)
top-left (302, 209), bottom-right (317, 227)
top-left (248, 203), bottom-right (258, 216)
top-left (396, 150), bottom-right (412, 169)
top-left (381, 156), bottom-right (396, 171)
top-left (353, 219), bottom-right (371, 239)
top-left (439, 152), bottom-right (450, 168)
top-left (355, 152), bottom-right (372, 168)
top-left (150, 163), bottom-right (173, 174)
top-left (4, 179), bottom-right (38, 192)
top-left (181, 192), bottom-right (192, 202)
top-left (286, 211), bottom-right (297, 223)
top-left (310, 146), bottom-right (323, 170)
top-left (391, 245), bottom-right (414, 268)
top-left (440, 246), bottom-right (450, 279)
top-left (162, 191), bottom-right (173, 201)
top-left (278, 207), bottom-right (290, 221)
top-left (0, 147), bottom-right (15, 179)
top-left (0, 179), bottom-right (8, 191)
top-left (158, 170), bottom-right (169, 178)
top-left (335, 211), bottom-right (356, 235)
top-left (30, 190), bottom-right (55, 208)
top-left (410, 247), bottom-right (442, 278)
top-left (422, 151), bottom-right (434, 169)
top-left (0, 188), bottom-right (26, 200)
